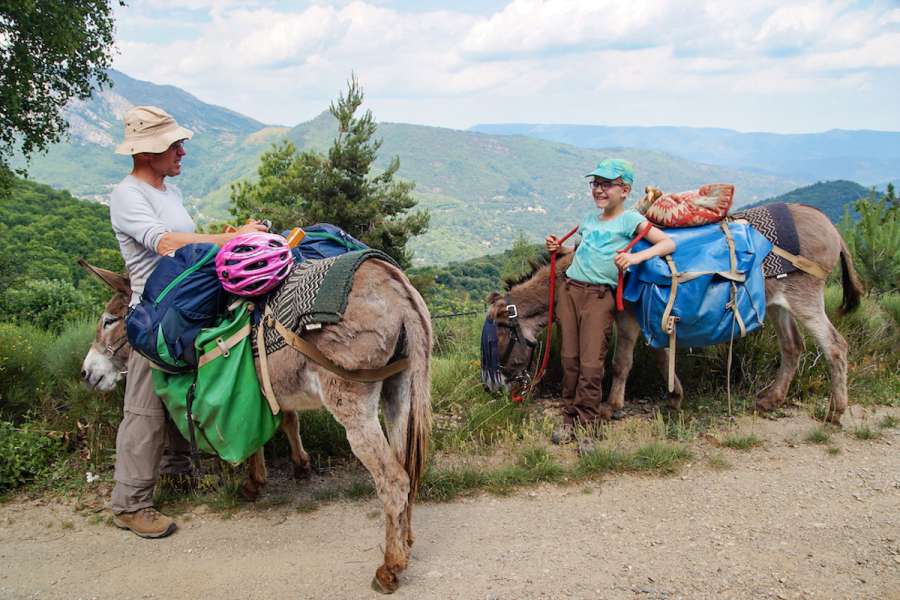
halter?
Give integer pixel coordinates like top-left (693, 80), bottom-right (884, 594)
top-left (495, 298), bottom-right (539, 392)
top-left (98, 315), bottom-right (130, 368)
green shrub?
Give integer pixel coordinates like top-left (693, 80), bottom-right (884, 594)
top-left (1, 279), bottom-right (95, 332)
top-left (0, 421), bottom-right (65, 493)
top-left (0, 322), bottom-right (50, 418)
top-left (840, 193), bottom-right (899, 293)
top-left (43, 319), bottom-right (96, 393)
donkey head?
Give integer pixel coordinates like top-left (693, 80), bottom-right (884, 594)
top-left (78, 260), bottom-right (133, 391)
top-left (480, 291), bottom-right (541, 394)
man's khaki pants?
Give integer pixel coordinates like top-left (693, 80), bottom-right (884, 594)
top-left (556, 278), bottom-right (616, 424)
top-left (111, 352), bottom-right (191, 514)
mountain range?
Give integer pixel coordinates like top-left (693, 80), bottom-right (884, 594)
top-left (470, 124), bottom-right (900, 186)
top-left (14, 70), bottom-right (894, 264)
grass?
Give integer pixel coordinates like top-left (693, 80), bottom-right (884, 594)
top-left (879, 415), bottom-right (899, 429)
top-left (851, 425), bottom-right (880, 441)
top-left (707, 453), bottom-right (731, 470)
top-left (805, 427), bottom-right (832, 445)
top-left (721, 433), bottom-right (763, 451)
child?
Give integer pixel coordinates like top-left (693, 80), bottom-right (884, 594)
top-left (545, 158), bottom-right (675, 439)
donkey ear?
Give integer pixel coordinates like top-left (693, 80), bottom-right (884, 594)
top-left (78, 258), bottom-right (131, 296)
top-left (486, 291), bottom-right (502, 305)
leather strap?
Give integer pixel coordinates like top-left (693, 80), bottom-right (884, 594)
top-left (197, 323), bottom-right (251, 368)
top-left (771, 245), bottom-right (829, 280)
top-left (264, 307), bottom-right (410, 383)
top-left (257, 311), bottom-right (281, 416)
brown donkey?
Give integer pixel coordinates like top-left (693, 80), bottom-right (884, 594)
top-left (80, 259), bottom-right (432, 594)
top-left (483, 204), bottom-right (864, 424)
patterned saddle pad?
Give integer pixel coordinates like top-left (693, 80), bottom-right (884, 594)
top-left (731, 203), bottom-right (801, 278)
top-left (253, 249), bottom-right (398, 355)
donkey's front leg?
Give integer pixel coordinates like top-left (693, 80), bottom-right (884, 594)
top-left (281, 411), bottom-right (313, 479)
top-left (607, 311), bottom-right (641, 413)
top-left (240, 449), bottom-right (267, 501)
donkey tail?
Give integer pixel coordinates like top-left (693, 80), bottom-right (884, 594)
top-left (837, 234), bottom-right (865, 314)
top-left (381, 261), bottom-right (432, 504)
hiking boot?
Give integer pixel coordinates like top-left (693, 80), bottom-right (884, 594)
top-left (113, 507), bottom-right (177, 539)
top-left (551, 424), bottom-right (574, 445)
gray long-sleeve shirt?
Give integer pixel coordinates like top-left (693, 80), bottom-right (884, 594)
top-left (109, 175), bottom-right (195, 305)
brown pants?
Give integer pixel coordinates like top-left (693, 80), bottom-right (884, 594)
top-left (556, 278), bottom-right (616, 424)
top-left (111, 352), bottom-right (192, 514)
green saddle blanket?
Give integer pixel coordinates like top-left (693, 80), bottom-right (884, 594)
top-left (152, 301), bottom-right (282, 464)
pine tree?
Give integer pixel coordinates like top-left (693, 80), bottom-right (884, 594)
top-left (231, 76), bottom-right (429, 268)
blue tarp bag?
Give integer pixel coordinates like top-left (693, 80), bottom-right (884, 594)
top-left (126, 243), bottom-right (228, 373)
top-left (622, 222), bottom-right (772, 350)
top-left (286, 223), bottom-right (368, 262)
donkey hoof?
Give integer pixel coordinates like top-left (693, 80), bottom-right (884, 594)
top-left (824, 409), bottom-right (844, 426)
top-left (239, 480), bottom-right (261, 502)
top-left (372, 566), bottom-right (399, 594)
top-left (293, 463), bottom-right (313, 480)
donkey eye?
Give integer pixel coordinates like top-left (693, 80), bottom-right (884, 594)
top-left (103, 318), bottom-right (116, 328)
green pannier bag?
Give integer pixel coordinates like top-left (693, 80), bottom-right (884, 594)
top-left (152, 301), bottom-right (282, 464)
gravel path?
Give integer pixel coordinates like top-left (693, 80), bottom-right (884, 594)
top-left (1, 409), bottom-right (898, 600)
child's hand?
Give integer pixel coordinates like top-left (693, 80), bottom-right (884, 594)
top-left (545, 235), bottom-right (560, 252)
top-left (614, 251), bottom-right (642, 270)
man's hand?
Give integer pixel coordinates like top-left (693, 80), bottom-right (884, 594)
top-left (234, 220), bottom-right (268, 236)
top-left (545, 235), bottom-right (560, 252)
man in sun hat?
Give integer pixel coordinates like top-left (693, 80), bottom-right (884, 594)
top-left (108, 106), bottom-right (266, 538)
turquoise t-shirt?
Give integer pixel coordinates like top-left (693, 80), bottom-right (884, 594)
top-left (566, 209), bottom-right (647, 286)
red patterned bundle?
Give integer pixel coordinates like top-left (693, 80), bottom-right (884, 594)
top-left (635, 184), bottom-right (734, 227)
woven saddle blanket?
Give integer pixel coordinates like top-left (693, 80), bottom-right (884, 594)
top-left (253, 249), bottom-right (399, 356)
top-left (731, 203), bottom-right (801, 278)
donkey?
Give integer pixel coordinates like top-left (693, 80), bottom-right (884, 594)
top-left (80, 259), bottom-right (432, 594)
top-left (483, 204), bottom-right (864, 425)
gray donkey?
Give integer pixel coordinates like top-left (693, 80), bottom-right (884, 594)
top-left (81, 258), bottom-right (432, 594)
top-left (483, 204), bottom-right (865, 424)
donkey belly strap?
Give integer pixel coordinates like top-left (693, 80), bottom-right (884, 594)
top-left (731, 203), bottom-right (800, 278)
top-left (254, 249), bottom-right (399, 356)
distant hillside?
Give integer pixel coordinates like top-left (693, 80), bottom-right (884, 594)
top-left (0, 177), bottom-right (121, 296)
top-left (740, 180), bottom-right (875, 222)
top-left (471, 124), bottom-right (900, 186)
top-left (13, 69), bottom-right (274, 217)
top-left (279, 112), bottom-right (803, 264)
top-left (18, 71), bottom-right (806, 265)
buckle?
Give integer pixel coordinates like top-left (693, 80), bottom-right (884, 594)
top-left (506, 304), bottom-right (518, 319)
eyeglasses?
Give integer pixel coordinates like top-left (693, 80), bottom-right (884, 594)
top-left (167, 141), bottom-right (185, 152)
top-left (590, 179), bottom-right (624, 191)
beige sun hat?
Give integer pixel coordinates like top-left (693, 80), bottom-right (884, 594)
top-left (115, 106), bottom-right (194, 155)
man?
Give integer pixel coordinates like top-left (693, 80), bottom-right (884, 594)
top-left (109, 106), bottom-right (265, 538)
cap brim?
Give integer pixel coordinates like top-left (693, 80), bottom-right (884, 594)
top-left (115, 126), bottom-right (194, 155)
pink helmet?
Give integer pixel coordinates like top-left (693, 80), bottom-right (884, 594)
top-left (216, 232), bottom-right (293, 296)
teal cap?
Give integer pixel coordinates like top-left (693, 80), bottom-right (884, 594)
top-left (585, 158), bottom-right (634, 184)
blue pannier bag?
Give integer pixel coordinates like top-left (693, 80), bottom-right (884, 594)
top-left (622, 221), bottom-right (772, 351)
top-left (286, 223), bottom-right (368, 262)
top-left (126, 243), bottom-right (228, 373)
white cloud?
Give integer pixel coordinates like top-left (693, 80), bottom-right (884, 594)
top-left (111, 0), bottom-right (900, 131)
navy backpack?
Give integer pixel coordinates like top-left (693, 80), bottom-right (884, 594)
top-left (126, 243), bottom-right (228, 373)
top-left (287, 223), bottom-right (368, 262)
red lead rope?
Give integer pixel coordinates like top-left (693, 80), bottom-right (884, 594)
top-left (520, 220), bottom-right (654, 401)
top-left (616, 221), bottom-right (654, 311)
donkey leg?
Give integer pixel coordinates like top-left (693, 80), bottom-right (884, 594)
top-left (792, 296), bottom-right (850, 425)
top-left (607, 313), bottom-right (640, 413)
top-left (652, 348), bottom-right (684, 410)
top-left (280, 411), bottom-right (312, 480)
top-left (240, 449), bottom-right (267, 501)
top-left (323, 379), bottom-right (411, 594)
top-left (381, 372), bottom-right (414, 548)
top-left (755, 304), bottom-right (805, 413)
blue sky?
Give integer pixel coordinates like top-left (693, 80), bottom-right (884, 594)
top-left (112, 0), bottom-right (900, 133)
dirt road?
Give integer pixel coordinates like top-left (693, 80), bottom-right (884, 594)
top-left (1, 409), bottom-right (898, 600)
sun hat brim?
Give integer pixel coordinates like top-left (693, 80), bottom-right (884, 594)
top-left (115, 125), bottom-right (194, 155)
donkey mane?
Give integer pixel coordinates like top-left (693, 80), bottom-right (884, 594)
top-left (503, 253), bottom-right (551, 291)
